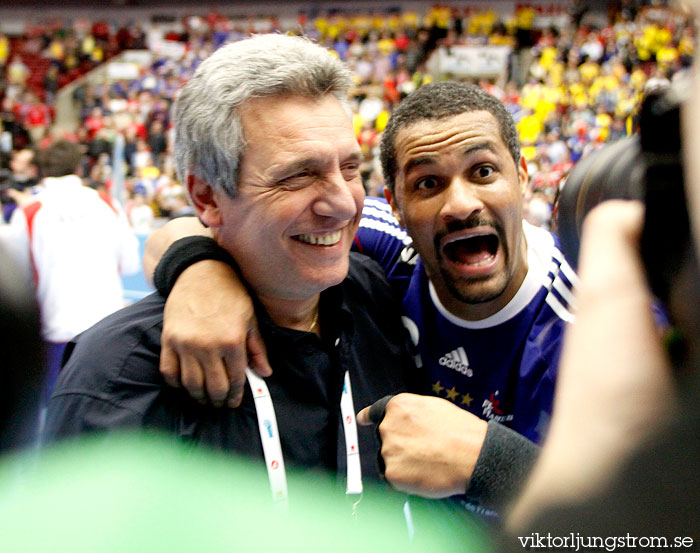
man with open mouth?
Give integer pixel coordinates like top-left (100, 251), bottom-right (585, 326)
top-left (356, 82), bottom-right (576, 511)
top-left (144, 81), bottom-right (576, 514)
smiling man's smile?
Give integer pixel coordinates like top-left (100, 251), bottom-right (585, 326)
top-left (293, 230), bottom-right (343, 246)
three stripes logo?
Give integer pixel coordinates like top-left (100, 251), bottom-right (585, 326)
top-left (438, 347), bottom-right (473, 377)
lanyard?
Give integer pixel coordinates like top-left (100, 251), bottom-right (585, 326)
top-left (245, 368), bottom-right (363, 504)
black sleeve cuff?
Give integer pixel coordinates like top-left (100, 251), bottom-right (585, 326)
top-left (153, 236), bottom-right (237, 298)
top-left (464, 420), bottom-right (541, 511)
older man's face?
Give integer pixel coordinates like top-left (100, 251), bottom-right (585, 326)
top-left (214, 94), bottom-right (364, 302)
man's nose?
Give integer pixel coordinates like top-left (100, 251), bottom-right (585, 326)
top-left (312, 171), bottom-right (359, 220)
top-left (439, 177), bottom-right (485, 223)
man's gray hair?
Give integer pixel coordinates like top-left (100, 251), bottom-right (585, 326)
top-left (173, 34), bottom-right (353, 197)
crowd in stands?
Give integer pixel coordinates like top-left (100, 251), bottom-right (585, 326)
top-left (0, 21), bottom-right (147, 150)
top-left (0, 1), bottom-right (695, 233)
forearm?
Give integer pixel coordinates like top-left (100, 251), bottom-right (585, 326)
top-left (143, 216), bottom-right (211, 286)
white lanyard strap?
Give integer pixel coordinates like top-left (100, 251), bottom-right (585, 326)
top-left (246, 368), bottom-right (288, 503)
top-left (244, 368), bottom-right (363, 502)
top-left (340, 370), bottom-right (363, 495)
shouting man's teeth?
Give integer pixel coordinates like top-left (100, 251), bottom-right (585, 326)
top-left (295, 230), bottom-right (342, 246)
top-left (444, 234), bottom-right (499, 266)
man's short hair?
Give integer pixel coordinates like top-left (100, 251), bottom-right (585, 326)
top-left (36, 141), bottom-right (83, 178)
top-left (173, 34), bottom-right (353, 198)
top-left (380, 81), bottom-right (521, 195)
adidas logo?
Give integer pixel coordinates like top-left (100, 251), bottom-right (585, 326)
top-left (438, 347), bottom-right (473, 377)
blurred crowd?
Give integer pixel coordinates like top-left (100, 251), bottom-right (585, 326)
top-left (0, 0), bottom-right (695, 233)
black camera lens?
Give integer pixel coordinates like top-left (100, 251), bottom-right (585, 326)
top-left (556, 135), bottom-right (645, 270)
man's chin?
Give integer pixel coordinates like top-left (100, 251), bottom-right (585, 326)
top-left (441, 271), bottom-right (509, 306)
top-left (305, 264), bottom-right (350, 292)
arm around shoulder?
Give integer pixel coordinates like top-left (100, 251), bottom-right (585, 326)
top-left (151, 234), bottom-right (272, 407)
top-left (142, 216), bottom-right (211, 287)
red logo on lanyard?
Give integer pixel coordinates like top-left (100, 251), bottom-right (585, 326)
top-left (271, 460), bottom-right (279, 470)
top-left (346, 415), bottom-right (352, 424)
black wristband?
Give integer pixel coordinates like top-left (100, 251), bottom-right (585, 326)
top-left (464, 420), bottom-right (540, 508)
top-left (153, 236), bottom-right (237, 298)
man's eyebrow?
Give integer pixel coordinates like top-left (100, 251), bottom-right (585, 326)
top-left (403, 156), bottom-right (437, 175)
top-left (275, 151), bottom-right (362, 179)
top-left (272, 157), bottom-right (320, 180)
top-left (464, 141), bottom-right (498, 156)
top-left (343, 151), bottom-right (363, 163)
top-left (403, 141), bottom-right (499, 175)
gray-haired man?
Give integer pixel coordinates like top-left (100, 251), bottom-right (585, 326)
top-left (43, 35), bottom-right (417, 499)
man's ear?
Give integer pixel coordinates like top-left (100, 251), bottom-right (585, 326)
top-left (187, 175), bottom-right (222, 228)
top-left (518, 156), bottom-right (529, 196)
top-left (384, 187), bottom-right (404, 228)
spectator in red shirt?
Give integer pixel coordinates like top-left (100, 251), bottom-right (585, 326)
top-left (83, 107), bottom-right (105, 140)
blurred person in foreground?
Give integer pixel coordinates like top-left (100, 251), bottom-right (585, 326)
top-left (505, 200), bottom-right (698, 548)
top-left (143, 80), bottom-right (577, 515)
top-left (0, 140), bottom-right (139, 401)
top-left (0, 244), bottom-right (44, 452)
top-left (504, 3), bottom-right (700, 545)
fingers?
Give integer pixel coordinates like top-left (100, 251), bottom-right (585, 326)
top-left (158, 258), bottom-right (263, 408)
top-left (221, 325), bottom-right (271, 408)
top-left (359, 394), bottom-right (487, 498)
top-left (226, 379), bottom-right (245, 409)
top-left (369, 395), bottom-right (395, 424)
top-left (161, 344), bottom-right (245, 408)
top-left (577, 201), bottom-right (648, 298)
top-left (160, 326), bottom-right (270, 408)
top-left (159, 345), bottom-right (181, 389)
top-left (223, 346), bottom-right (247, 408)
top-left (179, 354), bottom-right (206, 404)
top-left (582, 200), bottom-right (644, 246)
top-left (247, 326), bottom-right (272, 378)
top-left (202, 354), bottom-right (233, 408)
top-left (357, 395), bottom-right (395, 425)
top-left (356, 407), bottom-right (370, 425)
top-left (357, 395), bottom-right (395, 481)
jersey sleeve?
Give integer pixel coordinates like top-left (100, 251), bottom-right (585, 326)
top-left (354, 196), bottom-right (417, 295)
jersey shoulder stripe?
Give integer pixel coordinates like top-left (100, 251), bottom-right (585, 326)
top-left (358, 218), bottom-right (412, 245)
top-left (362, 205), bottom-right (401, 226)
top-left (363, 196), bottom-right (393, 212)
top-left (551, 247), bottom-right (579, 287)
top-left (542, 245), bottom-right (577, 322)
top-left (545, 290), bottom-right (576, 323)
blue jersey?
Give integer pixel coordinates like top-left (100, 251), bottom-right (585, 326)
top-left (355, 197), bottom-right (577, 444)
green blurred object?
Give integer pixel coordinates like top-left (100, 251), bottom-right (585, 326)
top-left (0, 433), bottom-right (492, 552)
